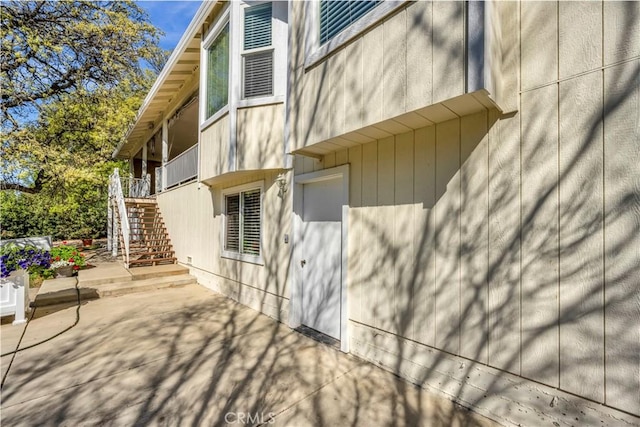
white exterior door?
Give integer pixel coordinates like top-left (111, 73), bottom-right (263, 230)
top-left (300, 177), bottom-right (343, 340)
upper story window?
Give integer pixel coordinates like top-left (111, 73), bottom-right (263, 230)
top-left (319, 0), bottom-right (382, 44)
top-left (201, 1), bottom-right (286, 128)
top-left (304, 0), bottom-right (403, 69)
top-left (243, 3), bottom-right (273, 99)
top-left (205, 22), bottom-right (230, 119)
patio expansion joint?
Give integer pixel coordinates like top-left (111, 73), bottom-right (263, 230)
top-left (262, 364), bottom-right (360, 426)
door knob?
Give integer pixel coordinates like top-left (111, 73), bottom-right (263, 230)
top-left (300, 259), bottom-right (306, 267)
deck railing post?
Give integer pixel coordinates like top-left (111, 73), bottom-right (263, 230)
top-left (109, 168), bottom-right (130, 267)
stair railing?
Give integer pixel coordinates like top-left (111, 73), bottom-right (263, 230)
top-left (120, 174), bottom-right (151, 198)
top-left (109, 168), bottom-right (130, 268)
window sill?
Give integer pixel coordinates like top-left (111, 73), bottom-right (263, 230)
top-left (236, 95), bottom-right (284, 109)
top-left (304, 0), bottom-right (408, 70)
top-left (221, 250), bottom-right (264, 266)
top-left (200, 106), bottom-right (230, 132)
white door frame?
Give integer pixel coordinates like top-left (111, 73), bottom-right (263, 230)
top-left (290, 164), bottom-right (349, 353)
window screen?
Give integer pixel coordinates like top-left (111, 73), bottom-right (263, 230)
top-left (319, 0), bottom-right (382, 44)
top-left (243, 3), bottom-right (273, 98)
top-left (206, 23), bottom-right (230, 118)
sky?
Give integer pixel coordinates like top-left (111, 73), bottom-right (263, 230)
top-left (137, 1), bottom-right (203, 52)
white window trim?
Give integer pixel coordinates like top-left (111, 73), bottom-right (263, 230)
top-left (200, 6), bottom-right (231, 127)
top-left (200, 106), bottom-right (229, 132)
top-left (199, 1), bottom-right (287, 128)
top-left (304, 0), bottom-right (408, 69)
top-left (241, 1), bottom-right (275, 100)
top-left (238, 0), bottom-right (287, 106)
top-left (221, 180), bottom-right (265, 265)
top-left (236, 95), bottom-right (284, 110)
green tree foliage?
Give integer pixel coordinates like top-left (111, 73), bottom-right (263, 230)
top-left (1, 0), bottom-right (160, 129)
top-left (0, 1), bottom-right (162, 239)
top-left (1, 83), bottom-right (135, 239)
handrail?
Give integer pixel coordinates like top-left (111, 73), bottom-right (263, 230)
top-left (165, 144), bottom-right (198, 189)
top-left (167, 142), bottom-right (198, 165)
top-left (155, 166), bottom-right (163, 194)
top-left (109, 168), bottom-right (130, 267)
top-left (120, 174), bottom-right (151, 198)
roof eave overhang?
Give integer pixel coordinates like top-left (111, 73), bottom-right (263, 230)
top-left (113, 1), bottom-right (218, 159)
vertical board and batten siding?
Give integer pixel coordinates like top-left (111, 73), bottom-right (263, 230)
top-left (200, 115), bottom-right (231, 181)
top-left (603, 59), bottom-right (640, 416)
top-left (289, 0), bottom-right (466, 152)
top-left (459, 111), bottom-right (489, 364)
top-left (487, 107), bottom-right (521, 374)
top-left (236, 103), bottom-right (285, 171)
top-left (292, 1), bottom-right (639, 417)
top-left (157, 171), bottom-right (292, 321)
top-left (412, 126), bottom-right (436, 347)
top-left (200, 104), bottom-right (285, 182)
top-left (601, 0), bottom-right (640, 415)
top-left (520, 82), bottom-right (560, 388)
top-left (433, 119), bottom-right (461, 355)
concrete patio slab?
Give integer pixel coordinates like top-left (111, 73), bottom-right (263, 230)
top-left (0, 285), bottom-right (501, 427)
top-left (0, 321), bottom-right (26, 380)
top-left (128, 263), bottom-right (189, 280)
top-left (77, 262), bottom-right (131, 286)
top-left (34, 277), bottom-right (98, 307)
top-left (32, 263), bottom-right (195, 307)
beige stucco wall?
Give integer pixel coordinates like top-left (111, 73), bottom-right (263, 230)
top-left (157, 170), bottom-right (293, 321)
top-left (293, 1), bottom-right (639, 418)
top-left (288, 1), bottom-right (466, 152)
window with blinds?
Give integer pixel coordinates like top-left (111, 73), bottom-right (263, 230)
top-left (225, 194), bottom-right (240, 252)
top-left (243, 3), bottom-right (273, 99)
top-left (206, 22), bottom-right (230, 118)
top-left (241, 189), bottom-right (261, 255)
top-left (224, 188), bottom-right (262, 258)
top-left (319, 0), bottom-right (382, 45)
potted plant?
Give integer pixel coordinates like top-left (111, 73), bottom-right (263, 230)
top-left (50, 243), bottom-right (86, 277)
top-left (50, 260), bottom-right (74, 277)
top-left (0, 244), bottom-right (52, 279)
top-left (77, 227), bottom-right (93, 247)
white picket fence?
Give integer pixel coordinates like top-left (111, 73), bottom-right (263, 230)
top-left (1, 269), bottom-right (29, 325)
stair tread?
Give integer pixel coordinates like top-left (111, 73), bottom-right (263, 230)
top-left (129, 251), bottom-right (173, 257)
top-left (117, 198), bottom-right (176, 268)
top-left (128, 257), bottom-right (177, 265)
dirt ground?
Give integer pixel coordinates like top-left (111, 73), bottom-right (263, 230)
top-left (52, 238), bottom-right (118, 265)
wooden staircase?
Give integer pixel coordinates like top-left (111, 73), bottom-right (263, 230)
top-left (120, 198), bottom-right (177, 267)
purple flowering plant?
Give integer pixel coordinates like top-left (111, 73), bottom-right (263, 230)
top-left (0, 244), bottom-right (52, 279)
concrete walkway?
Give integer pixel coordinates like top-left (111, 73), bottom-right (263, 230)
top-left (32, 263), bottom-right (195, 307)
top-left (1, 285), bottom-right (499, 426)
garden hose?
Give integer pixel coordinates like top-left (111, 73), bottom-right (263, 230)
top-left (0, 279), bottom-right (82, 389)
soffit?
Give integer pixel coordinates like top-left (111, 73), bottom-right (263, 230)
top-left (293, 90), bottom-right (502, 158)
top-left (114, 1), bottom-right (221, 159)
